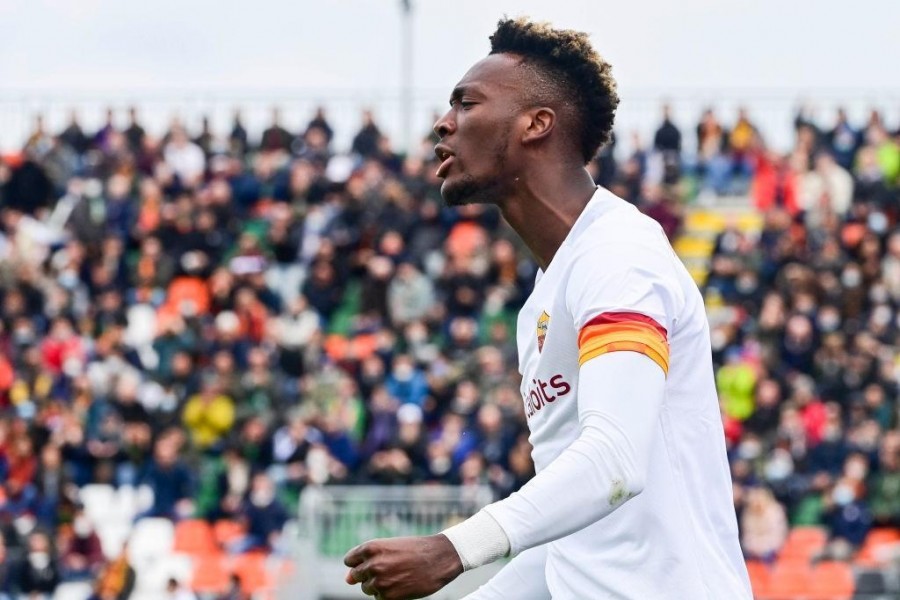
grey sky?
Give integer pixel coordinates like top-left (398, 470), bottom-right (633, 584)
top-left (1, 0), bottom-right (898, 151)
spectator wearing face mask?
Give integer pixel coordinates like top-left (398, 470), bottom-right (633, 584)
top-left (229, 473), bottom-right (289, 554)
top-left (58, 507), bottom-right (104, 581)
top-left (16, 530), bottom-right (61, 598)
top-left (364, 403), bottom-right (429, 485)
top-left (385, 354), bottom-right (429, 408)
top-left (819, 477), bottom-right (873, 561)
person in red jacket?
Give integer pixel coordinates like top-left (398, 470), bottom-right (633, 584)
top-left (751, 147), bottom-right (799, 216)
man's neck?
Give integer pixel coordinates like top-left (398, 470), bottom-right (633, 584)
top-left (498, 167), bottom-right (597, 271)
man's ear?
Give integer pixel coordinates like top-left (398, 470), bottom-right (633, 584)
top-left (521, 107), bottom-right (556, 145)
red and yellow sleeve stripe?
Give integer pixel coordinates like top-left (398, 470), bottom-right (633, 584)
top-left (577, 312), bottom-right (670, 375)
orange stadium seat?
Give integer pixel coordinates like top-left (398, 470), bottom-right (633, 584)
top-left (745, 560), bottom-right (772, 599)
top-left (808, 561), bottom-right (854, 600)
top-left (324, 333), bottom-right (379, 361)
top-left (779, 526), bottom-right (828, 565)
top-left (864, 528), bottom-right (900, 546)
top-left (855, 528), bottom-right (900, 567)
top-left (233, 551), bottom-right (271, 593)
top-left (323, 334), bottom-right (350, 360)
top-left (766, 561), bottom-right (812, 600)
top-left (191, 553), bottom-right (230, 594)
top-left (173, 519), bottom-right (218, 556)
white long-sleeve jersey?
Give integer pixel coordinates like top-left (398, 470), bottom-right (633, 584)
top-left (462, 187), bottom-right (751, 599)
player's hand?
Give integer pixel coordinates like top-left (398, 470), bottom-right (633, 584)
top-left (344, 534), bottom-right (464, 599)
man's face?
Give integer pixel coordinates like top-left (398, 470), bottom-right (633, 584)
top-left (433, 54), bottom-right (525, 207)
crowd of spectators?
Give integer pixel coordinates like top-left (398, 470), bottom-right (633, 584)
top-left (703, 106), bottom-right (900, 563)
top-left (0, 100), bottom-right (897, 596)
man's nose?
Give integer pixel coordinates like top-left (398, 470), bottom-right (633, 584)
top-left (433, 111), bottom-right (455, 138)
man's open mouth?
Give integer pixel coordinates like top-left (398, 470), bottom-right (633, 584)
top-left (434, 145), bottom-right (455, 178)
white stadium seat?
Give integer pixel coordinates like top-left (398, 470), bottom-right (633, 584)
top-left (128, 517), bottom-right (175, 566)
top-left (53, 582), bottom-right (92, 600)
top-left (79, 484), bottom-right (115, 524)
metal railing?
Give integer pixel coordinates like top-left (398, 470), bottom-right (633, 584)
top-left (284, 485), bottom-right (502, 600)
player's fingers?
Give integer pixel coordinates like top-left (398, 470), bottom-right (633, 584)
top-left (343, 543), bottom-right (369, 567)
top-left (360, 577), bottom-right (380, 596)
top-left (346, 563), bottom-right (370, 584)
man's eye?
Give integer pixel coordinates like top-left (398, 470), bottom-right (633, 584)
top-left (460, 102), bottom-right (475, 109)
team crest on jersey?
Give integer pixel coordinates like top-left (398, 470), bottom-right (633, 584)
top-left (537, 311), bottom-right (550, 353)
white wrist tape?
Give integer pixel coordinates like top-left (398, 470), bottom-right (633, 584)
top-left (441, 509), bottom-right (511, 571)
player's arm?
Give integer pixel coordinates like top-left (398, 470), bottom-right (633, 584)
top-left (460, 544), bottom-right (550, 600)
top-left (445, 347), bottom-right (666, 558)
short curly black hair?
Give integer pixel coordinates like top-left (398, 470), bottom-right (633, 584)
top-left (489, 17), bottom-right (619, 163)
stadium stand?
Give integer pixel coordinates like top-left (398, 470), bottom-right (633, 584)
top-left (0, 102), bottom-right (898, 599)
